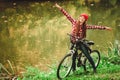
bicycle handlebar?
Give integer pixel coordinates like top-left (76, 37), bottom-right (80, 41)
top-left (67, 33), bottom-right (94, 44)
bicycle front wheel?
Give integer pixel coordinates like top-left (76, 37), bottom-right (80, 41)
top-left (57, 53), bottom-right (73, 79)
top-left (84, 50), bottom-right (100, 71)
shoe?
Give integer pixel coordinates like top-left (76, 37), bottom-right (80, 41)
top-left (77, 60), bottom-right (82, 67)
top-left (84, 70), bottom-right (90, 74)
top-left (93, 69), bottom-right (97, 73)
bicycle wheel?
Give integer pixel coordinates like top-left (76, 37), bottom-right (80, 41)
top-left (57, 53), bottom-right (73, 79)
top-left (84, 50), bottom-right (100, 71)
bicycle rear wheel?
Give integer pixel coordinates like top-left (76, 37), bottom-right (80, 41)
top-left (57, 53), bottom-right (73, 79)
top-left (84, 50), bottom-right (100, 71)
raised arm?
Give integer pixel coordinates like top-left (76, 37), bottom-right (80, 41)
top-left (55, 3), bottom-right (75, 24)
top-left (86, 25), bottom-right (112, 31)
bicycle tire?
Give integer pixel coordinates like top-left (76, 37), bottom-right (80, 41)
top-left (57, 53), bottom-right (73, 79)
top-left (84, 50), bottom-right (100, 71)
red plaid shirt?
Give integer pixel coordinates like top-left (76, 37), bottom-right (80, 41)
top-left (60, 8), bottom-right (107, 42)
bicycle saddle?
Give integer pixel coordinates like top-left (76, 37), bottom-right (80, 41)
top-left (87, 41), bottom-right (94, 45)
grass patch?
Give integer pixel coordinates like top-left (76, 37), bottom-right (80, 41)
top-left (17, 56), bottom-right (120, 80)
top-left (17, 43), bottom-right (120, 80)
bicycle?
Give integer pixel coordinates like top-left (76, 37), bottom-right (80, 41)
top-left (57, 34), bottom-right (100, 79)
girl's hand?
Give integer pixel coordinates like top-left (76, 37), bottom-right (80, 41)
top-left (55, 3), bottom-right (62, 9)
top-left (106, 27), bottom-right (112, 31)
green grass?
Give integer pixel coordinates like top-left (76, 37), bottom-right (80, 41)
top-left (17, 56), bottom-right (120, 80)
top-left (17, 43), bottom-right (120, 80)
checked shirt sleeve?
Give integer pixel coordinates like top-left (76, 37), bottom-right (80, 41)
top-left (60, 8), bottom-right (75, 24)
top-left (86, 25), bottom-right (106, 30)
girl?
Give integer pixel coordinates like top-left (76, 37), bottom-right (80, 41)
top-left (55, 3), bottom-right (112, 72)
